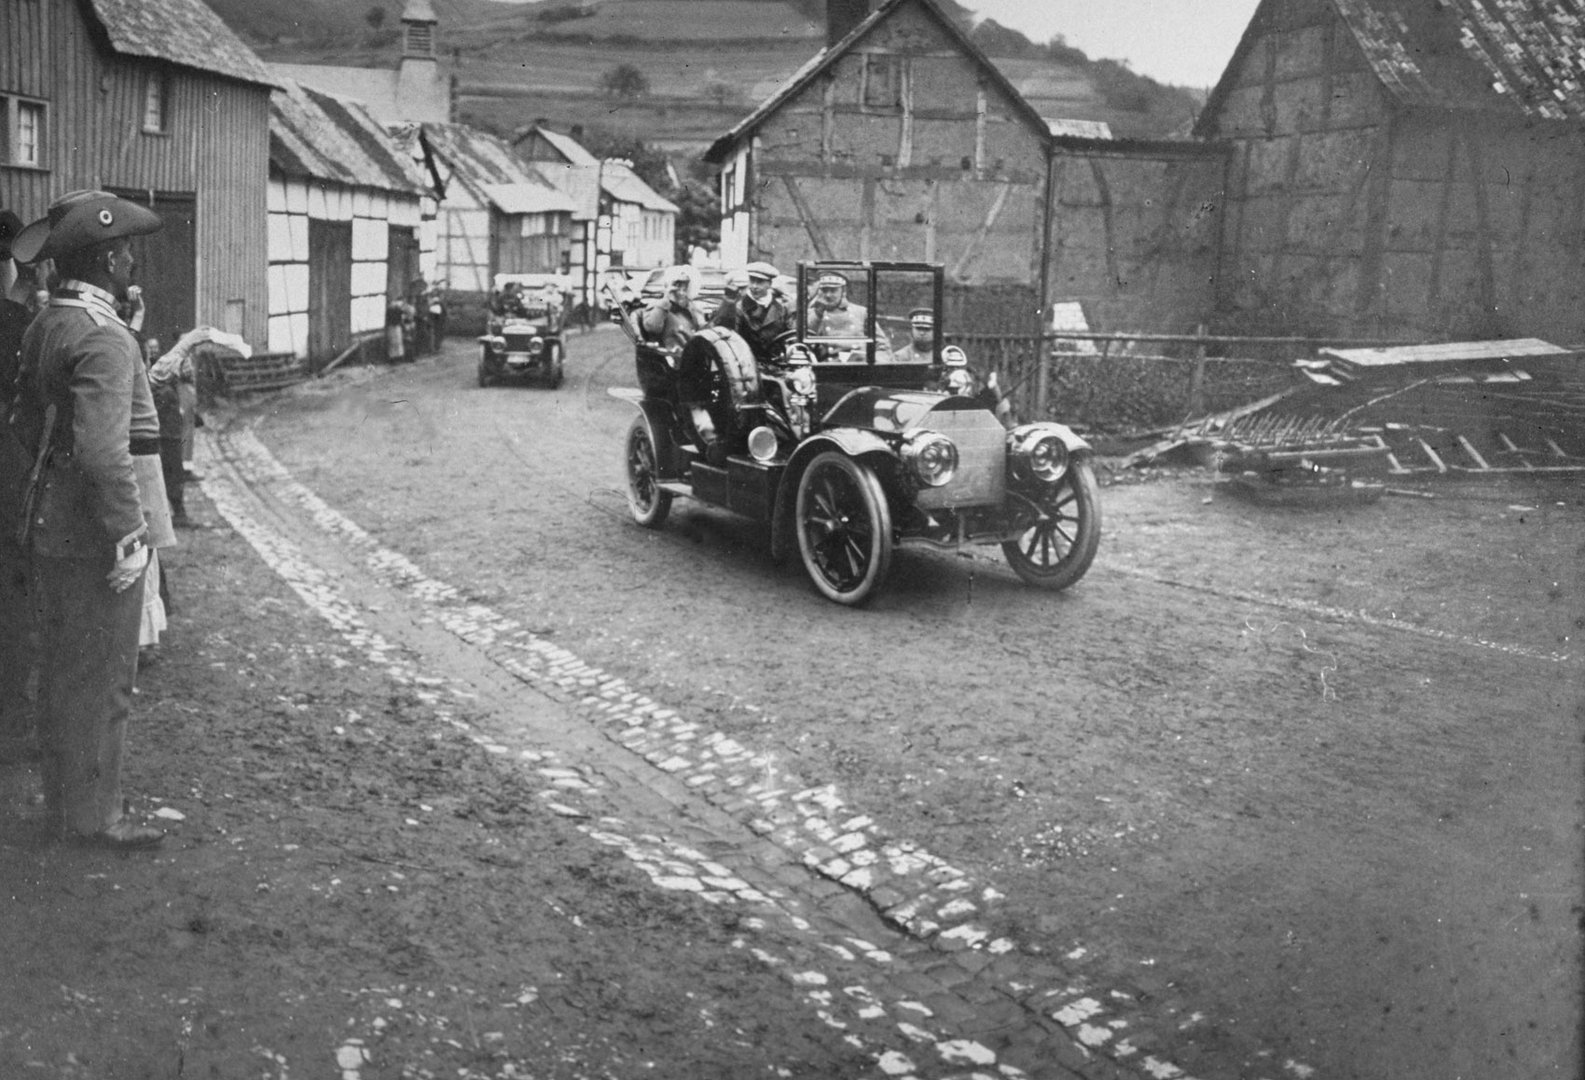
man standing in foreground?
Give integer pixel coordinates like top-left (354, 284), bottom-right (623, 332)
top-left (11, 190), bottom-right (166, 848)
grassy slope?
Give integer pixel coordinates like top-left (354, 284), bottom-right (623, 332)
top-left (210, 0), bottom-right (1200, 153)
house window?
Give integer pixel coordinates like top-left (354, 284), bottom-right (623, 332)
top-left (2, 97), bottom-right (47, 167)
top-left (862, 54), bottom-right (903, 110)
top-left (142, 72), bottom-right (168, 133)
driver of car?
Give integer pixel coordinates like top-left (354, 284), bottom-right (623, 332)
top-left (708, 261), bottom-right (789, 363)
top-left (806, 271), bottom-right (867, 338)
top-left (640, 268), bottom-right (705, 352)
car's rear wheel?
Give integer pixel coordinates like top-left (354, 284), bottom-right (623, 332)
top-left (624, 414), bottom-right (672, 528)
top-left (795, 452), bottom-right (892, 606)
top-left (1001, 458), bottom-right (1101, 589)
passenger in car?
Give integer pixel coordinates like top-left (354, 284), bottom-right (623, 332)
top-left (889, 307), bottom-right (939, 364)
top-left (708, 261), bottom-right (789, 363)
top-left (640, 267), bottom-right (706, 352)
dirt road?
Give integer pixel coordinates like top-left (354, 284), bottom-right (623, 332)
top-left (3, 328), bottom-right (1579, 1079)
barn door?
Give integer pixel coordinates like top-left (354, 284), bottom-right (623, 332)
top-left (111, 189), bottom-right (195, 350)
top-left (388, 225), bottom-right (419, 299)
top-left (308, 219), bottom-right (353, 366)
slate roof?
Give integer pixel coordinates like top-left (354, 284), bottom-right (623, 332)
top-left (412, 123), bottom-right (574, 216)
top-left (516, 126), bottom-right (679, 218)
top-left (705, 0), bottom-right (1053, 163)
top-left (270, 79), bottom-right (430, 195)
top-left (85, 0), bottom-right (276, 88)
top-left (1200, 0), bottom-right (1585, 130)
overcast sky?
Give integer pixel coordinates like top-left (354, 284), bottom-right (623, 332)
top-left (966, 0), bottom-right (1263, 89)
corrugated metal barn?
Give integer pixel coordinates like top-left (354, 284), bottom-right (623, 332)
top-left (268, 78), bottom-right (434, 364)
top-left (1196, 0), bottom-right (1585, 344)
top-left (0, 0), bottom-right (275, 351)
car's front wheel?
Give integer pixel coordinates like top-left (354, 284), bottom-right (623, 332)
top-left (1001, 459), bottom-right (1101, 589)
top-left (624, 414), bottom-right (672, 528)
top-left (477, 352), bottom-right (494, 387)
top-left (545, 341), bottom-right (564, 389)
top-left (795, 452), bottom-right (892, 606)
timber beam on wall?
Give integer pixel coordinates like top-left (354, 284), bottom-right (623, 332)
top-left (756, 161), bottom-right (1041, 185)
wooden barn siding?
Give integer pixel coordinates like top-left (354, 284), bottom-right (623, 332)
top-left (747, 3), bottom-right (1047, 285)
top-left (0, 0), bottom-right (269, 346)
top-left (0, 0), bottom-right (53, 214)
top-left (1044, 149), bottom-right (1225, 335)
top-left (1209, 0), bottom-right (1585, 343)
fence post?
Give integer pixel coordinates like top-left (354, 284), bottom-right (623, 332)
top-left (1186, 323), bottom-right (1208, 419)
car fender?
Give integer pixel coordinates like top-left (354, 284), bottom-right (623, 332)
top-left (769, 429), bottom-right (895, 563)
top-left (1025, 421), bottom-right (1092, 457)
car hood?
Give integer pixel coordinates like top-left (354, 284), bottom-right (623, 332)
top-left (819, 387), bottom-right (988, 434)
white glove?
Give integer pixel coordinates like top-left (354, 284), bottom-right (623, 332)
top-left (108, 543), bottom-right (150, 594)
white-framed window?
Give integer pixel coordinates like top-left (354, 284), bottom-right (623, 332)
top-left (2, 97), bottom-right (48, 167)
top-left (142, 72), bottom-right (168, 133)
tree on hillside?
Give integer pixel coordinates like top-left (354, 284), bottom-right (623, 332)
top-left (365, 6), bottom-right (386, 30)
top-left (600, 64), bottom-right (650, 100)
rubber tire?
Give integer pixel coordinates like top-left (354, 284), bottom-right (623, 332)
top-left (1001, 458), bottom-right (1101, 590)
top-left (477, 353), bottom-right (494, 387)
top-left (545, 342), bottom-right (564, 389)
top-left (624, 414), bottom-right (672, 529)
top-left (795, 452), bottom-right (893, 606)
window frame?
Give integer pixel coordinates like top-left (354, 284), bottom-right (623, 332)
top-left (1, 95), bottom-right (49, 169)
top-left (861, 53), bottom-right (903, 112)
top-left (141, 70), bottom-right (170, 134)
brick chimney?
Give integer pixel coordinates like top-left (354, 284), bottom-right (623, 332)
top-left (827, 0), bottom-right (870, 47)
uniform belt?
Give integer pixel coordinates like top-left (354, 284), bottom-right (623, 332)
top-left (130, 436), bottom-right (161, 456)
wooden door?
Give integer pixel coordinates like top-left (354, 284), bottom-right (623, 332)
top-left (308, 219), bottom-right (352, 368)
top-left (112, 189), bottom-right (196, 350)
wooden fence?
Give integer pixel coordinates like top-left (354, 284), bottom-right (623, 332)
top-left (948, 330), bottom-right (1421, 433)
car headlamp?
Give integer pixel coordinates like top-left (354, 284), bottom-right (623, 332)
top-left (747, 425), bottom-right (779, 462)
top-left (788, 366), bottom-right (816, 397)
top-left (902, 430), bottom-right (958, 487)
top-left (1009, 427), bottom-right (1069, 483)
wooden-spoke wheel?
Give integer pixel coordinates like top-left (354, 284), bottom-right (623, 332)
top-left (623, 414), bottom-right (672, 528)
top-left (795, 452), bottom-right (892, 605)
top-left (1001, 459), bottom-right (1101, 589)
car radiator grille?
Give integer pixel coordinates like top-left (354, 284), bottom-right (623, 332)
top-left (913, 411), bottom-right (1006, 509)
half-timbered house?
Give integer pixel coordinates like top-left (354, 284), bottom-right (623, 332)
top-left (704, 0), bottom-right (1224, 336)
top-left (1195, 0), bottom-right (1585, 343)
top-left (513, 123), bottom-right (679, 308)
top-left (393, 122), bottom-right (578, 331)
top-left (268, 79), bottom-right (433, 365)
top-left (1, 0), bottom-right (276, 349)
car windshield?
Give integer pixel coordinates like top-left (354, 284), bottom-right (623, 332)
top-left (798, 263), bottom-right (939, 364)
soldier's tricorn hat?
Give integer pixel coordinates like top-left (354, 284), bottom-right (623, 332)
top-left (12, 189), bottom-right (163, 265)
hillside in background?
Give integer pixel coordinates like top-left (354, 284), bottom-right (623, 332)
top-left (211, 0), bottom-right (1206, 156)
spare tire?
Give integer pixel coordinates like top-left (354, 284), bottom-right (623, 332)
top-left (678, 327), bottom-right (762, 448)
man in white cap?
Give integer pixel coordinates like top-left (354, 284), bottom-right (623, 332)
top-left (708, 260), bottom-right (789, 363)
top-left (890, 307), bottom-right (939, 365)
top-left (806, 270), bottom-right (868, 339)
top-left (640, 267), bottom-right (706, 352)
top-left (10, 189), bottom-right (168, 848)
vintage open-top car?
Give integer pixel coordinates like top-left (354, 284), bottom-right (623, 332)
top-left (612, 260), bottom-right (1100, 605)
top-left (479, 273), bottom-right (568, 388)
